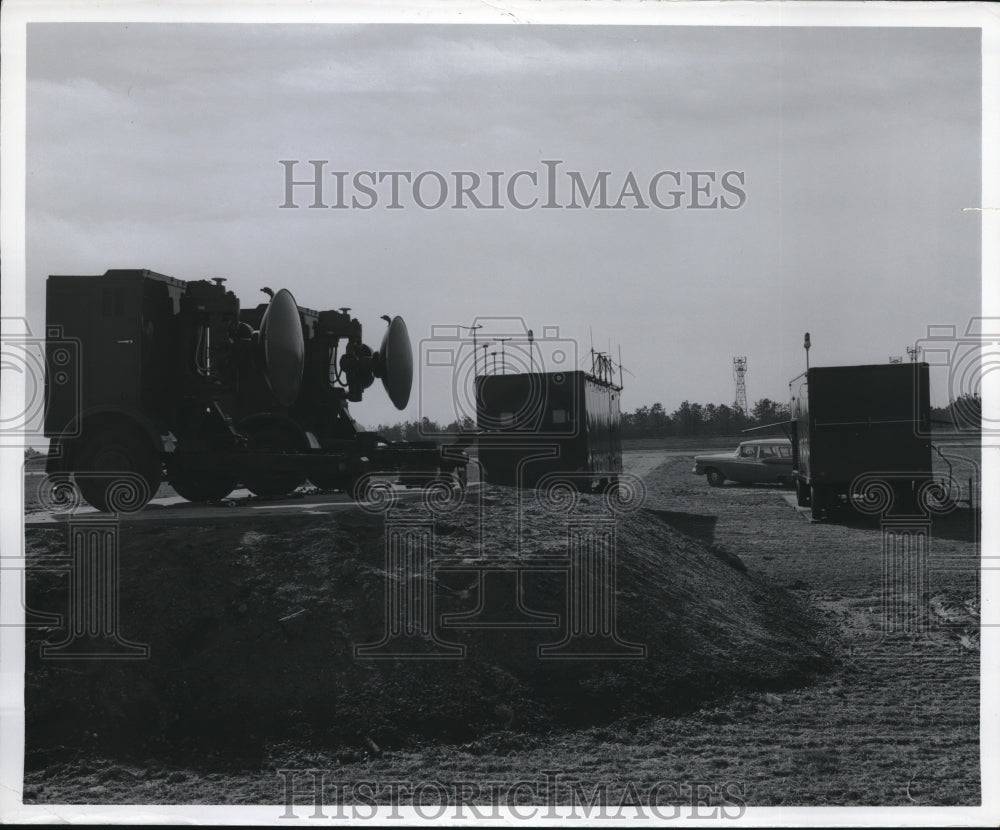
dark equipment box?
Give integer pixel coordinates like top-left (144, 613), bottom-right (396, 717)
top-left (790, 362), bottom-right (932, 518)
top-left (475, 369), bottom-right (622, 491)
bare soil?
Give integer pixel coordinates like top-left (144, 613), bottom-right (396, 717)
top-left (21, 450), bottom-right (980, 807)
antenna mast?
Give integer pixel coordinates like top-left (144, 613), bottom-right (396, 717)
top-left (494, 338), bottom-right (511, 375)
top-left (733, 356), bottom-right (748, 417)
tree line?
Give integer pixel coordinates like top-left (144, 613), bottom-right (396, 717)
top-left (21, 393), bottom-right (981, 459)
top-left (620, 399), bottom-right (789, 439)
top-left (368, 392), bottom-right (981, 442)
top-left (370, 399), bottom-right (792, 441)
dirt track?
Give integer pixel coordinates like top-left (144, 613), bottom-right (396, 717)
top-left (21, 450), bottom-right (981, 807)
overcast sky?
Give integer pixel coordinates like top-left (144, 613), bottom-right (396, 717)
top-left (25, 23), bottom-right (982, 427)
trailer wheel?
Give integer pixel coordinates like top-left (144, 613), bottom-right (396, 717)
top-left (706, 469), bottom-right (725, 487)
top-left (168, 460), bottom-right (238, 503)
top-left (242, 422), bottom-right (307, 498)
top-left (795, 479), bottom-right (811, 507)
top-left (74, 426), bottom-right (161, 513)
top-left (810, 484), bottom-right (827, 520)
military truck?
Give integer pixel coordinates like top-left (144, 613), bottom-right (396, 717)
top-left (44, 269), bottom-right (466, 511)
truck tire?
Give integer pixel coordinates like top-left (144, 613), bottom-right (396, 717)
top-left (810, 484), bottom-right (826, 521)
top-left (796, 479), bottom-right (811, 507)
top-left (74, 426), bottom-right (161, 513)
top-left (706, 469), bottom-right (725, 487)
top-left (168, 460), bottom-right (238, 503)
top-left (242, 421), bottom-right (307, 498)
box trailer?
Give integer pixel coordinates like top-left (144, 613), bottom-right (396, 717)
top-left (475, 369), bottom-right (623, 491)
top-left (789, 362), bottom-right (932, 519)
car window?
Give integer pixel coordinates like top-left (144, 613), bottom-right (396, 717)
top-left (738, 445), bottom-right (756, 458)
top-left (759, 445), bottom-right (777, 458)
top-left (778, 446), bottom-right (792, 458)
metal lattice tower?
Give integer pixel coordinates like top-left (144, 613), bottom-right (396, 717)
top-left (733, 356), bottom-right (748, 416)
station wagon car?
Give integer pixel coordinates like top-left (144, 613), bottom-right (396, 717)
top-left (692, 438), bottom-right (794, 487)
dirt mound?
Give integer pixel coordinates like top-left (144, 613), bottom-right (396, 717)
top-left (24, 485), bottom-right (831, 757)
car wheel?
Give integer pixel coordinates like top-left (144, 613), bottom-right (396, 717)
top-left (810, 484), bottom-right (827, 520)
top-left (706, 469), bottom-right (725, 487)
top-left (795, 479), bottom-right (811, 507)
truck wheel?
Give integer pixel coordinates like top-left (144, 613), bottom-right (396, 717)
top-left (810, 484), bottom-right (826, 520)
top-left (795, 479), bottom-right (811, 507)
top-left (242, 422), bottom-right (307, 498)
top-left (74, 427), bottom-right (161, 513)
top-left (706, 469), bottom-right (725, 487)
top-left (168, 461), bottom-right (238, 503)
